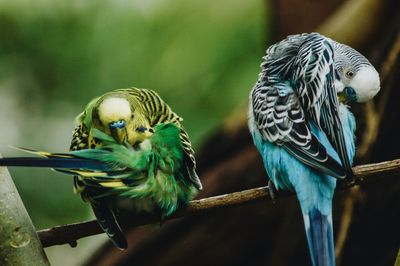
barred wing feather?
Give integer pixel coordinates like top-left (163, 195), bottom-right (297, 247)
top-left (292, 33), bottom-right (352, 176)
top-left (251, 80), bottom-right (346, 179)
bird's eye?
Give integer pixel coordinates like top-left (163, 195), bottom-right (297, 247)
top-left (131, 114), bottom-right (134, 119)
top-left (346, 70), bottom-right (354, 78)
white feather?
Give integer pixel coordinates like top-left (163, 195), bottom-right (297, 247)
top-left (351, 66), bottom-right (380, 102)
top-left (335, 79), bottom-right (345, 93)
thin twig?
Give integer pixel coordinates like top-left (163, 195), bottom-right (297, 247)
top-left (37, 159), bottom-right (400, 248)
top-left (334, 186), bottom-right (363, 264)
top-left (335, 32), bottom-right (400, 263)
top-left (357, 33), bottom-right (400, 159)
top-left (395, 248), bottom-right (400, 266)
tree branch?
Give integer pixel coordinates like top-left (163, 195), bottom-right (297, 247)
top-left (0, 156), bottom-right (50, 265)
top-left (395, 248), bottom-right (400, 266)
top-left (37, 159), bottom-right (400, 248)
top-left (334, 186), bottom-right (363, 264)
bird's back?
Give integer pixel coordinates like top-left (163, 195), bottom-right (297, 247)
top-left (259, 33), bottom-right (309, 82)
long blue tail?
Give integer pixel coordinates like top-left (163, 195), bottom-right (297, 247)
top-left (303, 209), bottom-right (335, 266)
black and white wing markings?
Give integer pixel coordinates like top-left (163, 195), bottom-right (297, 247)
top-left (251, 82), bottom-right (346, 179)
top-left (292, 33), bottom-right (352, 177)
top-left (260, 34), bottom-right (307, 83)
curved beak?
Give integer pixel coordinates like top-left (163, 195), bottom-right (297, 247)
top-left (110, 128), bottom-right (127, 144)
top-left (338, 87), bottom-right (357, 103)
top-left (109, 120), bottom-right (127, 144)
top-left (338, 91), bottom-right (347, 103)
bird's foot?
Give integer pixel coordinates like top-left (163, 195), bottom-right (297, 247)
top-left (268, 180), bottom-right (277, 202)
top-left (338, 174), bottom-right (357, 189)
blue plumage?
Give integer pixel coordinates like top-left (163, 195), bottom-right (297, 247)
top-left (252, 104), bottom-right (355, 208)
top-left (247, 33), bottom-right (378, 266)
top-left (305, 209), bottom-right (334, 266)
top-left (251, 104), bottom-right (355, 266)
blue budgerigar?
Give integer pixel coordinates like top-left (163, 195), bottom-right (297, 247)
top-left (248, 33), bottom-right (380, 266)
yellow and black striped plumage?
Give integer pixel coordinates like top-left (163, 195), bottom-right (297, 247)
top-left (0, 87), bottom-right (201, 249)
top-left (70, 88), bottom-right (201, 196)
top-left (68, 87), bottom-right (202, 249)
top-left (115, 88), bottom-right (198, 178)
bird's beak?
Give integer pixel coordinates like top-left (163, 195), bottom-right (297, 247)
top-left (109, 120), bottom-right (127, 144)
top-left (338, 91), bottom-right (347, 103)
top-left (338, 87), bottom-right (357, 103)
top-left (110, 128), bottom-right (127, 144)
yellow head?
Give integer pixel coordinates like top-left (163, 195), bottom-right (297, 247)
top-left (95, 96), bottom-right (152, 146)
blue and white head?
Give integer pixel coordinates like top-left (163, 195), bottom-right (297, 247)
top-left (333, 42), bottom-right (380, 103)
top-left (97, 96), bottom-right (152, 144)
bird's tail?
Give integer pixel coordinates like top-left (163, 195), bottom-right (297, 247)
top-left (0, 141), bottom-right (140, 176)
top-left (92, 199), bottom-right (128, 249)
top-left (303, 209), bottom-right (335, 266)
top-left (0, 156), bottom-right (109, 171)
top-left (0, 129), bottom-right (132, 172)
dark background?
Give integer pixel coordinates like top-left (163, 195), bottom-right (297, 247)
top-left (0, 0), bottom-right (399, 265)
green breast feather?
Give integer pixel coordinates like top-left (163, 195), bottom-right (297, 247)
top-left (69, 123), bottom-right (198, 216)
top-left (0, 89), bottom-right (201, 249)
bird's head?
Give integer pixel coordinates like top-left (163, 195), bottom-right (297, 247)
top-left (337, 66), bottom-right (380, 103)
top-left (97, 97), bottom-right (152, 145)
top-left (335, 45), bottom-right (380, 103)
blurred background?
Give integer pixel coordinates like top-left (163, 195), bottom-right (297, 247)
top-left (0, 0), bottom-right (398, 265)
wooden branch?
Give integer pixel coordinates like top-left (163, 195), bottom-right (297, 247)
top-left (395, 248), bottom-right (400, 266)
top-left (37, 159), bottom-right (400, 248)
top-left (334, 186), bottom-right (363, 265)
top-left (0, 155), bottom-right (50, 265)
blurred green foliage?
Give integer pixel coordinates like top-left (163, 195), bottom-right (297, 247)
top-left (0, 0), bottom-right (266, 256)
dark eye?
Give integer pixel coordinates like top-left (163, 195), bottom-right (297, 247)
top-left (346, 70), bottom-right (354, 78)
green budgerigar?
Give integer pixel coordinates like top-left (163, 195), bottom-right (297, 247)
top-left (0, 88), bottom-right (202, 249)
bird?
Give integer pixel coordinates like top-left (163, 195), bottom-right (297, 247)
top-left (0, 88), bottom-right (202, 249)
top-left (248, 33), bottom-right (380, 266)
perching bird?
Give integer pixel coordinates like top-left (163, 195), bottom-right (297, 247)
top-left (248, 33), bottom-right (380, 266)
top-left (0, 88), bottom-right (202, 249)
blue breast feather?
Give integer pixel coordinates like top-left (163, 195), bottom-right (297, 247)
top-left (251, 105), bottom-right (356, 215)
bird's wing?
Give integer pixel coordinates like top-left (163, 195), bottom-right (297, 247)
top-left (116, 88), bottom-right (202, 190)
top-left (70, 122), bottom-right (90, 151)
top-left (69, 111), bottom-right (93, 195)
top-left (70, 95), bottom-right (102, 151)
top-left (91, 199), bottom-right (127, 249)
top-left (292, 33), bottom-right (352, 175)
top-left (251, 81), bottom-right (346, 179)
